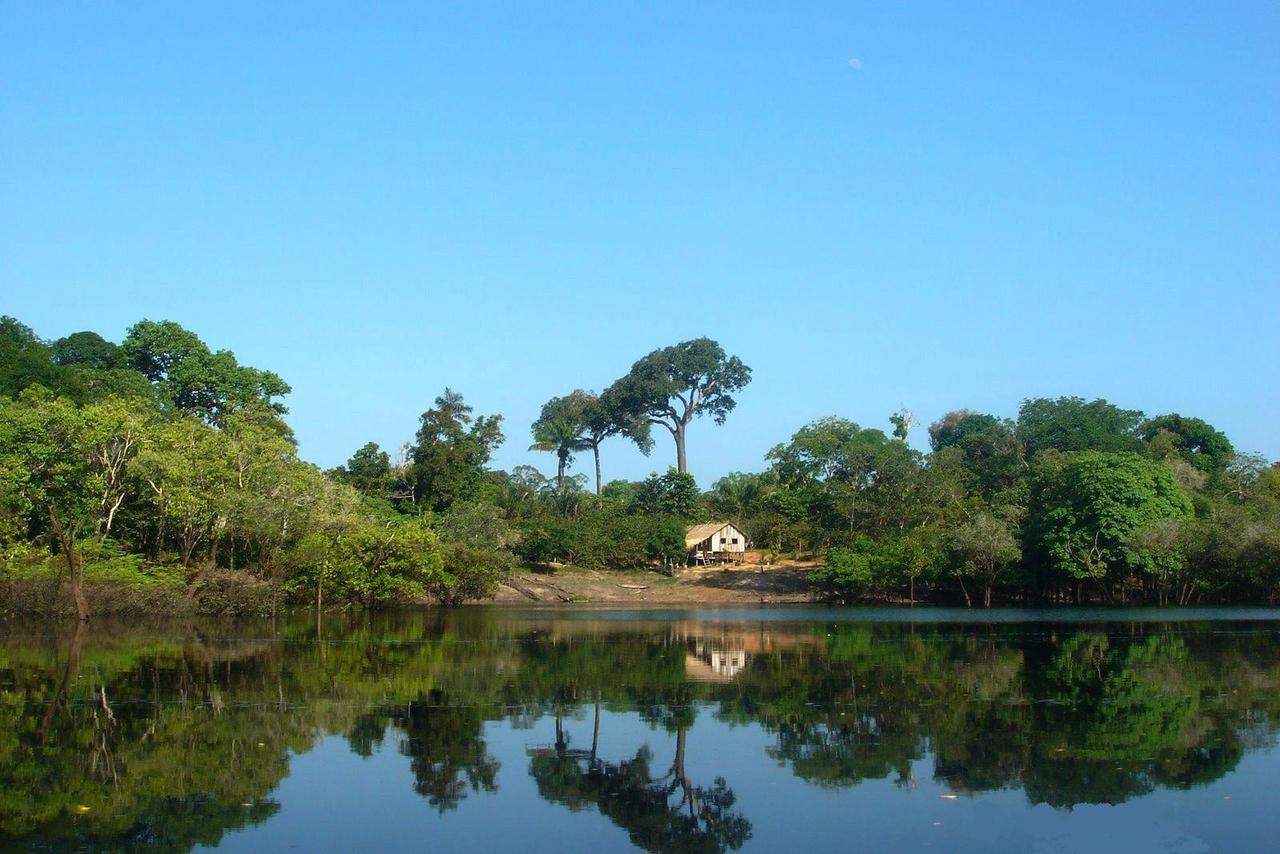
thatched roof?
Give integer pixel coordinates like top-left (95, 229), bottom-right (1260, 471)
top-left (684, 521), bottom-right (734, 549)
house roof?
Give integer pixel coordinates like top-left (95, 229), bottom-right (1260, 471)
top-left (684, 521), bottom-right (736, 549)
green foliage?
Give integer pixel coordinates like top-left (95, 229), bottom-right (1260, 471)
top-left (646, 517), bottom-right (688, 566)
top-left (632, 469), bottom-right (700, 519)
top-left (1140, 414), bottom-right (1234, 474)
top-left (432, 543), bottom-right (515, 606)
top-left (1017, 397), bottom-right (1144, 456)
top-left (948, 511), bottom-right (1022, 607)
top-left (811, 544), bottom-right (875, 595)
top-left (604, 337), bottom-right (751, 472)
top-left (1029, 452), bottom-right (1193, 588)
top-left (0, 313), bottom-right (1276, 609)
top-left (411, 388), bottom-right (505, 511)
top-left (332, 441), bottom-right (393, 496)
top-left (121, 319), bottom-right (291, 424)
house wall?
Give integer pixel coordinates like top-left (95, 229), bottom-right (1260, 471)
top-left (711, 525), bottom-right (745, 553)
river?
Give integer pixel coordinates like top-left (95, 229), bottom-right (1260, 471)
top-left (2, 606), bottom-right (1279, 852)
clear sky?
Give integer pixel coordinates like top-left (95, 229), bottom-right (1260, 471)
top-left (3, 2), bottom-right (1277, 486)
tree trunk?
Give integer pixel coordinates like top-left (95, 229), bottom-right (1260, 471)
top-left (556, 453), bottom-right (567, 490)
top-left (674, 426), bottom-right (687, 473)
top-left (38, 618), bottom-right (87, 743)
top-left (591, 701), bottom-right (600, 761)
top-left (593, 445), bottom-right (603, 496)
top-left (983, 583), bottom-right (992, 608)
top-left (47, 506), bottom-right (88, 622)
top-left (673, 727), bottom-right (687, 782)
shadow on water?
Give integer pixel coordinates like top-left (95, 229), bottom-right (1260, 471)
top-left (2, 607), bottom-right (1279, 850)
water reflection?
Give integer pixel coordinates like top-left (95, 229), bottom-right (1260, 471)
top-left (1, 609), bottom-right (1278, 850)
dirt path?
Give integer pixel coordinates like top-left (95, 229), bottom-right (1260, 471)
top-left (492, 565), bottom-right (816, 604)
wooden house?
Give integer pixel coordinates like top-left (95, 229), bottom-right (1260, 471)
top-left (684, 521), bottom-right (747, 566)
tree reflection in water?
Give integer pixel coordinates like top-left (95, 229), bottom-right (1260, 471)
top-left (529, 704), bottom-right (751, 853)
top-left (0, 610), bottom-right (1278, 849)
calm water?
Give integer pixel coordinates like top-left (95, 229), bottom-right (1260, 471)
top-left (3, 607), bottom-right (1280, 853)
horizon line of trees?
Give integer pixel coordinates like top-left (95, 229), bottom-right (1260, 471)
top-left (3, 313), bottom-right (1278, 615)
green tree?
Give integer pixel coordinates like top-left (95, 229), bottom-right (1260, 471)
top-left (335, 441), bottom-right (393, 496)
top-left (50, 331), bottom-right (121, 369)
top-left (632, 469), bottom-right (700, 519)
top-left (767, 417), bottom-right (921, 537)
top-left (1139, 414), bottom-right (1234, 475)
top-left (0, 389), bottom-right (96, 619)
top-left (948, 510), bottom-right (1022, 607)
top-left (411, 388), bottom-right (504, 511)
top-left (928, 410), bottom-right (1024, 499)
top-left (605, 338), bottom-right (751, 473)
top-left (121, 319), bottom-right (291, 424)
top-left (1016, 397), bottom-right (1144, 457)
top-left (1028, 451), bottom-right (1193, 600)
top-left (529, 402), bottom-right (592, 490)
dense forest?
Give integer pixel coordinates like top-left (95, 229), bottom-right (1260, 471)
top-left (1, 314), bottom-right (1277, 617)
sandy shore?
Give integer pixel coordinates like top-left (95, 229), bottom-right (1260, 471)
top-left (492, 564), bottom-right (816, 604)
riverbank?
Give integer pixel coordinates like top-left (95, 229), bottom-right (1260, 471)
top-left (493, 564), bottom-right (817, 604)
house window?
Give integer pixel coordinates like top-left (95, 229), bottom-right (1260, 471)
top-left (731, 538), bottom-right (739, 545)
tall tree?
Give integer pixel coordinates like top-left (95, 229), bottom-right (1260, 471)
top-left (605, 338), bottom-right (751, 473)
top-left (532, 390), bottom-right (652, 495)
top-left (529, 409), bottom-right (591, 490)
top-left (412, 389), bottom-right (504, 512)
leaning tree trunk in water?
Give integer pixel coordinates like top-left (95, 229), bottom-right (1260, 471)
top-left (38, 617), bottom-right (87, 744)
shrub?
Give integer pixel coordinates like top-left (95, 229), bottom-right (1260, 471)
top-left (431, 543), bottom-right (515, 606)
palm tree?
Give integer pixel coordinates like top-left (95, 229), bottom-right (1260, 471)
top-left (529, 415), bottom-right (591, 489)
top-left (435, 387), bottom-right (473, 424)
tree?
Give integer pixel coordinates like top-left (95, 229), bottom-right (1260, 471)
top-left (928, 410), bottom-right (1023, 499)
top-left (810, 544), bottom-right (875, 601)
top-left (0, 389), bottom-right (95, 620)
top-left (431, 543), bottom-right (514, 606)
top-left (1016, 397), bottom-right (1144, 457)
top-left (51, 331), bottom-right (120, 369)
top-left (767, 417), bottom-right (921, 537)
top-left (584, 390), bottom-right (652, 495)
top-left (632, 469), bottom-right (700, 519)
top-left (949, 511), bottom-right (1021, 608)
top-left (707, 471), bottom-right (776, 536)
top-left (1139, 414), bottom-right (1234, 475)
top-left (121, 319), bottom-right (291, 424)
top-left (411, 388), bottom-right (504, 512)
top-left (336, 442), bottom-right (393, 496)
top-left (529, 400), bottom-right (592, 490)
top-left (605, 338), bottom-right (751, 473)
top-left (1028, 451), bottom-right (1194, 600)
top-left (888, 408), bottom-right (915, 442)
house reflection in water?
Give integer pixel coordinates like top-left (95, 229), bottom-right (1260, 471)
top-left (685, 642), bottom-right (748, 682)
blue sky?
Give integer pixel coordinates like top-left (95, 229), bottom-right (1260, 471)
top-left (3, 2), bottom-right (1277, 486)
